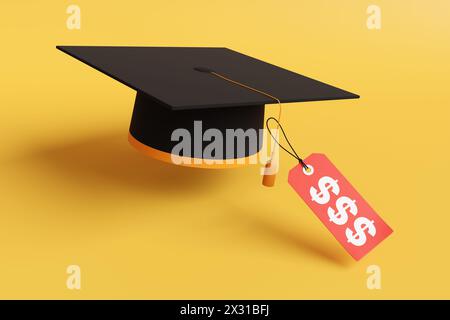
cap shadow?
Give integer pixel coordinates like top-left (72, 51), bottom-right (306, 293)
top-left (24, 131), bottom-right (233, 198)
top-left (228, 206), bottom-right (353, 267)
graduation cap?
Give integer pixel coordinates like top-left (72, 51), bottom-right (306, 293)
top-left (56, 46), bottom-right (358, 168)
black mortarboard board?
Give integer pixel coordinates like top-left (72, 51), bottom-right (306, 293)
top-left (56, 46), bottom-right (359, 167)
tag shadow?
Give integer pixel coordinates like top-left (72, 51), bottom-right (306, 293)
top-left (228, 206), bottom-right (353, 267)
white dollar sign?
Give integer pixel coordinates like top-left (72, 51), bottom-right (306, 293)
top-left (328, 196), bottom-right (357, 225)
top-left (346, 217), bottom-right (377, 246)
top-left (310, 176), bottom-right (340, 205)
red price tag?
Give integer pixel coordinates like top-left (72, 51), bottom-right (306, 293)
top-left (288, 153), bottom-right (393, 260)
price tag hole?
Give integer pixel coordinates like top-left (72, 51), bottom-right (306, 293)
top-left (303, 165), bottom-right (314, 176)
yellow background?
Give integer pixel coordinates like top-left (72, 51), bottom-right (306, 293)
top-left (1, 0), bottom-right (449, 299)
